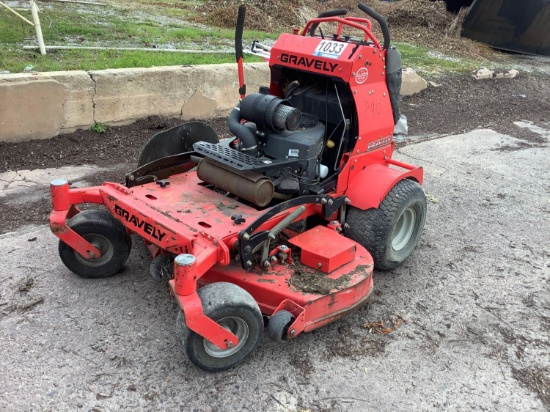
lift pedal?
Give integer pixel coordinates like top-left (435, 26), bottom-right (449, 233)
top-left (289, 226), bottom-right (356, 273)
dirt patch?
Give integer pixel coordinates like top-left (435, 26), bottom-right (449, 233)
top-left (512, 367), bottom-right (550, 409)
top-left (0, 117), bottom-right (231, 173)
top-left (288, 259), bottom-right (354, 295)
top-left (326, 325), bottom-right (387, 359)
top-left (194, 0), bottom-right (493, 59)
top-left (401, 72), bottom-right (550, 142)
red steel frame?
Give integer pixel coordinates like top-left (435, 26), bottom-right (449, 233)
top-left (50, 15), bottom-right (423, 350)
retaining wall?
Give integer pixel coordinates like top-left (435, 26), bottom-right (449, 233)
top-left (0, 63), bottom-right (426, 143)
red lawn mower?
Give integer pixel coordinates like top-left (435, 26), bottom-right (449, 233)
top-left (49, 3), bottom-right (426, 372)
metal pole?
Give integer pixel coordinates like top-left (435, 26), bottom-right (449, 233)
top-left (30, 0), bottom-right (46, 55)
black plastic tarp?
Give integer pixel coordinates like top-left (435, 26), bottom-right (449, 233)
top-left (461, 0), bottom-right (550, 56)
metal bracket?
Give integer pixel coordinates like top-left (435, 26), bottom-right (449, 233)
top-left (238, 194), bottom-right (346, 270)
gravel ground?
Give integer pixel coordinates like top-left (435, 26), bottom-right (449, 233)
top-left (0, 70), bottom-right (549, 411)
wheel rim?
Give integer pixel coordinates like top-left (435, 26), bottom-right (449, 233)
top-left (203, 316), bottom-right (249, 358)
top-left (74, 233), bottom-right (114, 267)
top-left (391, 207), bottom-right (416, 251)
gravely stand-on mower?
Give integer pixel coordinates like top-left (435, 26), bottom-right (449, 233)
top-left (49, 3), bottom-right (426, 371)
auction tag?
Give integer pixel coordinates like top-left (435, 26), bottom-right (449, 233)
top-left (313, 40), bottom-right (347, 59)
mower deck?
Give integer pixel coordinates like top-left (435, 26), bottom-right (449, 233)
top-left (104, 171), bottom-right (374, 334)
top-left (200, 252), bottom-right (373, 335)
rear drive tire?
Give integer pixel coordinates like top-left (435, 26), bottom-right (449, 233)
top-left (346, 179), bottom-right (426, 270)
top-left (175, 282), bottom-right (263, 372)
top-left (58, 209), bottom-right (132, 278)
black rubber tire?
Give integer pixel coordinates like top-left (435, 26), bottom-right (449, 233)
top-left (175, 282), bottom-right (263, 372)
top-left (58, 209), bottom-right (132, 278)
top-left (149, 254), bottom-right (174, 281)
top-left (268, 310), bottom-right (295, 343)
top-left (346, 179), bottom-right (427, 271)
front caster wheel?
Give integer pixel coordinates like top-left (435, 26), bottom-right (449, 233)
top-left (58, 209), bottom-right (132, 278)
top-left (346, 179), bottom-right (427, 270)
top-left (175, 282), bottom-right (263, 372)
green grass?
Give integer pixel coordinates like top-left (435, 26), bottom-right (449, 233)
top-left (396, 42), bottom-right (479, 75)
top-left (1, 48), bottom-right (262, 73)
top-left (0, 5), bottom-right (270, 73)
top-left (91, 122), bottom-right (110, 133)
top-left (0, 3), bottom-right (480, 75)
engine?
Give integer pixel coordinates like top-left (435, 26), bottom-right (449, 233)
top-left (193, 92), bottom-right (329, 207)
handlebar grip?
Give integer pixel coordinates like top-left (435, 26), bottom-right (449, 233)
top-left (308, 8), bottom-right (348, 36)
top-left (358, 3), bottom-right (390, 49)
top-left (235, 5), bottom-right (246, 61)
top-left (318, 8), bottom-right (348, 18)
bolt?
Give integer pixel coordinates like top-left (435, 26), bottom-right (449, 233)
top-left (213, 239), bottom-right (218, 246)
top-left (317, 263), bottom-right (322, 268)
top-left (328, 199), bottom-right (333, 205)
top-left (243, 233), bottom-right (250, 240)
top-left (279, 245), bottom-right (288, 251)
top-left (128, 174), bottom-right (135, 181)
top-left (270, 256), bottom-right (278, 263)
top-left (345, 198), bottom-right (351, 204)
top-left (88, 252), bottom-right (96, 258)
top-left (246, 260), bottom-right (252, 267)
top-left (207, 235), bottom-right (211, 241)
top-left (226, 341), bottom-right (234, 348)
top-left (263, 260), bottom-right (271, 268)
top-left (336, 227), bottom-right (342, 233)
top-left (344, 223), bottom-right (350, 229)
top-left (268, 233), bottom-right (276, 240)
top-left (321, 198), bottom-right (328, 205)
top-left (290, 329), bottom-right (296, 336)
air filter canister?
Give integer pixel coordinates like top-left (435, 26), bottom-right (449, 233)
top-left (240, 93), bottom-right (301, 132)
